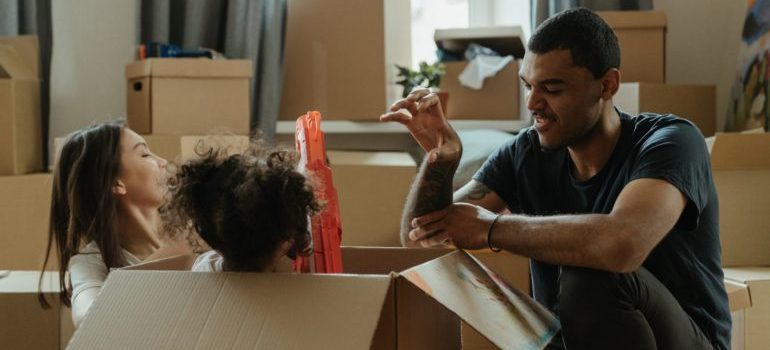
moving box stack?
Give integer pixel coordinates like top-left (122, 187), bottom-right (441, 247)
top-left (602, 11), bottom-right (718, 137)
top-left (0, 35), bottom-right (74, 350)
top-left (707, 132), bottom-right (770, 350)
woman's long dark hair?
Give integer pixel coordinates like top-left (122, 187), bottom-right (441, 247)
top-left (39, 121), bottom-right (127, 308)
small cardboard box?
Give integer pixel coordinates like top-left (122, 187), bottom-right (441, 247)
top-left (707, 133), bottom-right (770, 266)
top-left (0, 271), bottom-right (66, 349)
top-left (125, 58), bottom-right (252, 134)
top-left (598, 11), bottom-right (667, 83)
top-left (328, 151), bottom-right (417, 247)
top-left (724, 267), bottom-right (770, 350)
top-left (615, 82), bottom-right (716, 136)
top-left (435, 26), bottom-right (525, 120)
top-left (279, 0), bottom-right (411, 121)
top-left (67, 250), bottom-right (557, 349)
top-left (0, 35), bottom-right (43, 175)
top-left (0, 173), bottom-right (55, 270)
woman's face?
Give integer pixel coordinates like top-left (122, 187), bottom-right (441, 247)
top-left (114, 128), bottom-right (168, 209)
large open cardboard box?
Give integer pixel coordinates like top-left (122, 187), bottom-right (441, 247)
top-left (125, 58), bottom-right (252, 134)
top-left (279, 0), bottom-right (411, 121)
top-left (0, 271), bottom-right (73, 349)
top-left (328, 151), bottom-right (417, 247)
top-left (615, 82), bottom-right (716, 136)
top-left (707, 133), bottom-right (770, 266)
top-left (598, 11), bottom-right (667, 83)
top-left (0, 173), bottom-right (55, 270)
top-left (435, 26), bottom-right (524, 120)
top-left (68, 248), bottom-right (553, 349)
top-left (0, 35), bottom-right (43, 175)
top-left (724, 267), bottom-right (770, 350)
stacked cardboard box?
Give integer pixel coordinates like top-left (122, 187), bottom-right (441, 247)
top-left (599, 11), bottom-right (717, 136)
top-left (434, 26), bottom-right (525, 121)
top-left (707, 132), bottom-right (770, 350)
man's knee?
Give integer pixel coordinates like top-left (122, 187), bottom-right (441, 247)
top-left (558, 267), bottom-right (631, 319)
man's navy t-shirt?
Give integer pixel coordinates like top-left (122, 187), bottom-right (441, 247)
top-left (473, 111), bottom-right (730, 350)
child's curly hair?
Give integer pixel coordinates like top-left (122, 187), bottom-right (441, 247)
top-left (161, 139), bottom-right (320, 271)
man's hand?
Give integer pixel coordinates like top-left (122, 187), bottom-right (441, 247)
top-left (380, 87), bottom-right (461, 164)
top-left (408, 203), bottom-right (498, 249)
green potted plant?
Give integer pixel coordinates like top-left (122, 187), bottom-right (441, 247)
top-left (395, 61), bottom-right (449, 113)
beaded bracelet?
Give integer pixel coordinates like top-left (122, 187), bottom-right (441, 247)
top-left (487, 214), bottom-right (503, 252)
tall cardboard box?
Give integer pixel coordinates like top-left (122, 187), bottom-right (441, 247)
top-left (708, 133), bottom-right (770, 266)
top-left (328, 151), bottom-right (416, 247)
top-left (724, 267), bottom-right (770, 350)
top-left (0, 271), bottom-right (64, 349)
top-left (0, 174), bottom-right (55, 270)
top-left (0, 35), bottom-right (42, 175)
top-left (435, 26), bottom-right (524, 120)
top-left (615, 83), bottom-right (716, 136)
top-left (125, 58), bottom-right (252, 134)
top-left (598, 11), bottom-right (667, 83)
top-left (67, 250), bottom-right (557, 349)
top-left (280, 0), bottom-right (411, 121)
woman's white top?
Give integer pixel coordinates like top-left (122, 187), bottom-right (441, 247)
top-left (191, 250), bottom-right (225, 272)
top-left (68, 241), bottom-right (142, 304)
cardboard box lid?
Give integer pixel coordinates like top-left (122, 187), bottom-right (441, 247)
top-left (0, 35), bottom-right (39, 79)
top-left (709, 133), bottom-right (770, 171)
top-left (725, 279), bottom-right (752, 312)
top-left (125, 58), bottom-right (253, 79)
top-left (434, 26), bottom-right (526, 58)
top-left (327, 150), bottom-right (416, 167)
top-left (598, 11), bottom-right (667, 29)
top-left (71, 250), bottom-right (558, 349)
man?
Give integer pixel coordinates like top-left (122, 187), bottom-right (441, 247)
top-left (380, 8), bottom-right (730, 350)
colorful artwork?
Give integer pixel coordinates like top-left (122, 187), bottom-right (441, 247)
top-left (727, 0), bottom-right (770, 131)
top-left (402, 251), bottom-right (559, 350)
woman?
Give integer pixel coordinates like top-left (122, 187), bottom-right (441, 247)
top-left (39, 121), bottom-right (189, 326)
top-left (162, 142), bottom-right (319, 272)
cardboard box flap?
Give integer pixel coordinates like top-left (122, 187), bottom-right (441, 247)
top-left (710, 133), bottom-right (770, 170)
top-left (401, 250), bottom-right (559, 349)
top-left (0, 35), bottom-right (39, 78)
top-left (125, 58), bottom-right (253, 79)
top-left (724, 267), bottom-right (770, 284)
top-left (0, 45), bottom-right (37, 80)
top-left (598, 11), bottom-right (667, 29)
top-left (0, 271), bottom-right (60, 294)
top-left (68, 271), bottom-right (393, 349)
top-left (434, 26), bottom-right (526, 58)
top-left (725, 279), bottom-right (752, 312)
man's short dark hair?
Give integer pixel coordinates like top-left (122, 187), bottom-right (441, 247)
top-left (528, 8), bottom-right (620, 78)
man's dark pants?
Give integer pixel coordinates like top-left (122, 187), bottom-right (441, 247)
top-left (545, 266), bottom-right (715, 350)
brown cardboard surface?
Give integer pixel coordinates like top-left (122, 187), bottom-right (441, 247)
top-left (0, 36), bottom-right (42, 175)
top-left (726, 279), bottom-right (751, 312)
top-left (724, 267), bottom-right (770, 350)
top-left (0, 271), bottom-right (62, 349)
top-left (615, 83), bottom-right (716, 136)
top-left (0, 173), bottom-right (55, 270)
top-left (439, 60), bottom-right (520, 120)
top-left (279, 0), bottom-right (411, 121)
top-left (598, 11), bottom-right (666, 83)
top-left (69, 250), bottom-right (555, 349)
top-left (328, 151), bottom-right (417, 247)
top-left (125, 58), bottom-right (252, 134)
top-left (708, 133), bottom-right (770, 266)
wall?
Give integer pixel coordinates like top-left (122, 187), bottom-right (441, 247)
top-left (49, 0), bottom-right (137, 167)
top-left (654, 0), bottom-right (745, 132)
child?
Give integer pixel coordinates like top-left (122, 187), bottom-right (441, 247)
top-left (162, 141), bottom-right (320, 272)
